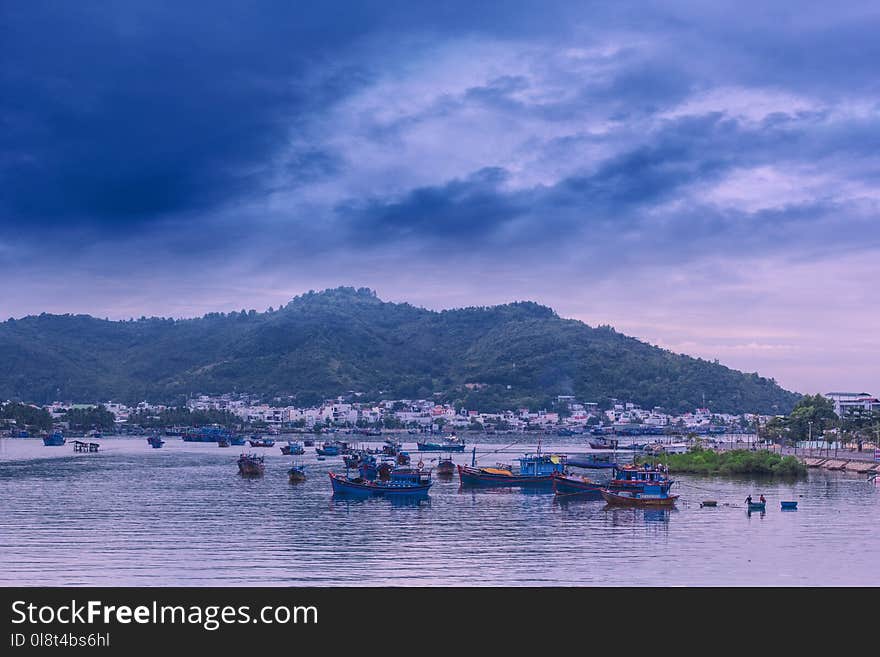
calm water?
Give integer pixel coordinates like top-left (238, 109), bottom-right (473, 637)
top-left (1, 435), bottom-right (877, 586)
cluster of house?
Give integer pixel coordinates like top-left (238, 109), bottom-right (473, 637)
top-left (31, 393), bottom-right (778, 432)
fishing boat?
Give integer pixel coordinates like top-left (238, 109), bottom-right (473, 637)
top-left (552, 472), bottom-right (604, 499)
top-left (229, 435), bottom-right (246, 446)
top-left (183, 426), bottom-right (234, 443)
top-left (280, 441), bottom-right (305, 455)
top-left (458, 445), bottom-right (566, 487)
top-left (565, 454), bottom-right (617, 469)
top-left (218, 437), bottom-right (231, 447)
top-left (601, 485), bottom-right (678, 508)
top-left (436, 456), bottom-right (456, 476)
top-left (288, 463), bottom-right (307, 483)
top-left (248, 436), bottom-right (275, 448)
top-left (780, 501), bottom-right (798, 510)
top-left (316, 442), bottom-right (341, 456)
top-left (417, 434), bottom-right (466, 452)
top-left (147, 435), bottom-right (165, 449)
top-left (237, 453), bottom-right (265, 476)
top-left (43, 432), bottom-right (66, 446)
top-left (607, 464), bottom-right (673, 493)
top-left (302, 438), bottom-right (315, 447)
top-left (329, 466), bottom-right (432, 497)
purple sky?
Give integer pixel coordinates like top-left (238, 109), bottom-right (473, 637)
top-left (1, 1), bottom-right (878, 395)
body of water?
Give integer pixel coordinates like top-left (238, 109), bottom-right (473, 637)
top-left (1, 435), bottom-right (877, 586)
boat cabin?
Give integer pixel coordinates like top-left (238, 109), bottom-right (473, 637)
top-left (517, 453), bottom-right (566, 477)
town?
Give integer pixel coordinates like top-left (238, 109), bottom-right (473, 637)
top-left (3, 391), bottom-right (878, 438)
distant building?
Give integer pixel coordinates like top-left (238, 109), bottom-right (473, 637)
top-left (825, 392), bottom-right (880, 416)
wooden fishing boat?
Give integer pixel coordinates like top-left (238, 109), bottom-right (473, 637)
top-left (552, 472), bottom-right (604, 499)
top-left (237, 453), bottom-right (265, 476)
top-left (288, 463), bottom-right (307, 483)
top-left (280, 441), bottom-right (305, 455)
top-left (147, 436), bottom-right (165, 449)
top-left (601, 486), bottom-right (678, 508)
top-left (458, 450), bottom-right (566, 487)
top-left (417, 435), bottom-right (466, 452)
top-left (329, 466), bottom-right (432, 497)
top-left (43, 432), bottom-right (66, 446)
top-left (607, 464), bottom-right (673, 493)
top-left (436, 456), bottom-right (456, 476)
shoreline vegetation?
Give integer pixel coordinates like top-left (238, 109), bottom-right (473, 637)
top-left (637, 447), bottom-right (807, 477)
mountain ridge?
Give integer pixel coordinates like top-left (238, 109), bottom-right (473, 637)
top-left (0, 286), bottom-right (800, 413)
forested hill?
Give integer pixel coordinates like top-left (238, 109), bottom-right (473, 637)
top-left (0, 287), bottom-right (800, 413)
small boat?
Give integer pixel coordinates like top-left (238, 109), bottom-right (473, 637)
top-left (218, 438), bottom-right (231, 447)
top-left (436, 456), bottom-right (456, 476)
top-left (747, 502), bottom-right (766, 511)
top-left (147, 436), bottom-right (165, 449)
top-left (229, 435), bottom-right (246, 446)
top-left (237, 453), bottom-right (265, 476)
top-left (288, 463), bottom-right (307, 483)
top-left (302, 438), bottom-right (315, 447)
top-left (43, 432), bottom-right (66, 446)
top-left (183, 426), bottom-right (234, 443)
top-left (329, 466), bottom-right (432, 497)
top-left (248, 436), bottom-right (275, 448)
top-left (601, 485), bottom-right (678, 508)
top-left (700, 500), bottom-right (718, 508)
top-left (280, 441), bottom-right (305, 455)
top-left (780, 501), bottom-right (798, 510)
top-left (552, 472), bottom-right (604, 499)
top-left (417, 435), bottom-right (466, 452)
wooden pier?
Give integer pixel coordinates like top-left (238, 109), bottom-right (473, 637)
top-left (72, 440), bottom-right (100, 453)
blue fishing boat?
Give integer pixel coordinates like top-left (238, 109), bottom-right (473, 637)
top-left (329, 466), bottom-right (432, 497)
top-left (237, 453), bottom-right (265, 476)
top-left (288, 463), bottom-right (307, 483)
top-left (781, 501), bottom-right (798, 510)
top-left (280, 441), bottom-right (305, 455)
top-left (229, 435), bottom-right (246, 446)
top-left (458, 445), bottom-right (566, 487)
top-left (43, 432), bottom-right (66, 446)
top-left (316, 442), bottom-right (341, 456)
top-left (248, 436), bottom-right (275, 447)
top-left (147, 435), bottom-right (165, 449)
top-left (417, 435), bottom-right (466, 452)
top-left (183, 426), bottom-right (234, 443)
top-left (552, 473), bottom-right (605, 499)
top-left (607, 464), bottom-right (673, 493)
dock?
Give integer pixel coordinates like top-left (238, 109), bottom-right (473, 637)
top-left (72, 440), bottom-right (100, 453)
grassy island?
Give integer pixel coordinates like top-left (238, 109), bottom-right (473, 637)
top-left (636, 448), bottom-right (807, 477)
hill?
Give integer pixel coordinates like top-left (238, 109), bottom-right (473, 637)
top-left (0, 287), bottom-right (799, 413)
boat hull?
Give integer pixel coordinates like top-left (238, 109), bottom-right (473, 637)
top-left (552, 474), bottom-right (605, 499)
top-left (601, 489), bottom-right (678, 507)
top-left (457, 465), bottom-right (555, 487)
top-left (417, 443), bottom-right (466, 452)
top-left (329, 472), bottom-right (431, 497)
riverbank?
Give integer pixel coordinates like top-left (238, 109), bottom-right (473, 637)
top-left (637, 448), bottom-right (807, 476)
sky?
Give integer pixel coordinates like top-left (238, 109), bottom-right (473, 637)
top-left (1, 1), bottom-right (878, 395)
